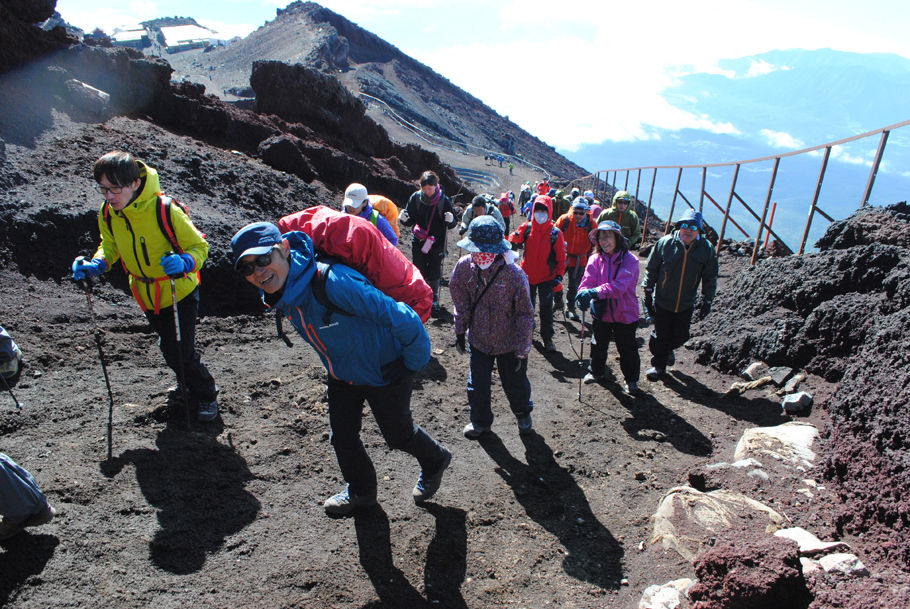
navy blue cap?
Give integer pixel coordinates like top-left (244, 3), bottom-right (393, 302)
top-left (231, 222), bottom-right (282, 269)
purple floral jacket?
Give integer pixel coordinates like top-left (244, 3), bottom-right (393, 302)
top-left (578, 250), bottom-right (640, 324)
top-left (449, 255), bottom-right (534, 357)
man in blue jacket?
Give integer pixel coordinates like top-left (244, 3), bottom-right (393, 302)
top-left (231, 222), bottom-right (452, 516)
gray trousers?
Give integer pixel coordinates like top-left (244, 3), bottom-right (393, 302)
top-left (0, 453), bottom-right (47, 519)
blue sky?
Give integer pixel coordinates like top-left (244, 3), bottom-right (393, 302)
top-left (56, 0), bottom-right (910, 152)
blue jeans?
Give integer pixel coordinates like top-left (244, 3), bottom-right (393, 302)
top-left (327, 375), bottom-right (447, 496)
top-left (529, 279), bottom-right (555, 341)
top-left (0, 453), bottom-right (47, 519)
top-left (467, 347), bottom-right (532, 428)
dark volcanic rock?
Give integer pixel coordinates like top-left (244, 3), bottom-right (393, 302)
top-left (251, 60), bottom-right (390, 158)
top-left (2, 0), bottom-right (56, 23)
top-left (689, 532), bottom-right (811, 609)
top-left (690, 203), bottom-right (910, 569)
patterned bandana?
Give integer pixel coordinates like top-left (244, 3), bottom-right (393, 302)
top-left (471, 252), bottom-right (496, 269)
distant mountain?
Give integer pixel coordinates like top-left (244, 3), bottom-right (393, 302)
top-left (166, 1), bottom-right (586, 180)
top-left (570, 48), bottom-right (910, 249)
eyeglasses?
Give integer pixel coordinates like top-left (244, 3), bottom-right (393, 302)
top-left (237, 251), bottom-right (274, 276)
top-left (94, 184), bottom-right (124, 195)
top-left (678, 222), bottom-right (699, 231)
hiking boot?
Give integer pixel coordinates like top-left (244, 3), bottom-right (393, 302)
top-left (413, 449), bottom-right (452, 503)
top-left (197, 398), bottom-right (218, 422)
top-left (543, 338), bottom-right (557, 353)
top-left (324, 486), bottom-right (377, 516)
top-left (667, 351), bottom-right (676, 366)
top-left (431, 303), bottom-right (442, 317)
top-left (517, 413), bottom-right (533, 435)
top-left (565, 309), bottom-right (579, 321)
top-left (646, 367), bottom-right (665, 381)
top-left (625, 381), bottom-right (640, 395)
top-left (583, 372), bottom-right (602, 385)
top-left (463, 422), bottom-right (491, 439)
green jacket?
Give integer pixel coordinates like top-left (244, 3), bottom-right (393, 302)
top-left (597, 206), bottom-right (642, 246)
top-left (643, 232), bottom-right (718, 312)
top-left (93, 161), bottom-right (209, 311)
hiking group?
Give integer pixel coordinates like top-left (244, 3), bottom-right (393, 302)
top-left (1, 149), bottom-right (719, 540)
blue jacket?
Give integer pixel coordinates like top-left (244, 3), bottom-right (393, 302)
top-left (268, 232), bottom-right (430, 386)
top-left (357, 203), bottom-right (398, 246)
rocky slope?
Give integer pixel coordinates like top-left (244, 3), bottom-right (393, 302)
top-left (163, 1), bottom-right (586, 179)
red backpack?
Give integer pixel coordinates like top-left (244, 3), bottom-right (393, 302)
top-left (278, 206), bottom-right (433, 322)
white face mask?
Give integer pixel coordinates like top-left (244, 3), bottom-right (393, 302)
top-left (533, 211), bottom-right (548, 224)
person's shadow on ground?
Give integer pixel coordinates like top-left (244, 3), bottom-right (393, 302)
top-left (0, 534), bottom-right (59, 605)
top-left (101, 422), bottom-right (260, 574)
top-left (478, 431), bottom-right (623, 589)
top-left (662, 369), bottom-right (789, 426)
top-left (354, 504), bottom-right (468, 608)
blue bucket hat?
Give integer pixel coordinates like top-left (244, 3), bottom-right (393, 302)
top-left (677, 209), bottom-right (703, 229)
top-left (231, 221), bottom-right (282, 269)
top-left (571, 196), bottom-right (589, 211)
top-left (457, 215), bottom-right (511, 254)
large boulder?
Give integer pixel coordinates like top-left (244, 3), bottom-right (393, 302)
top-left (688, 531), bottom-right (811, 609)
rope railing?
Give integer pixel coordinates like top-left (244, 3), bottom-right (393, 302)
top-left (578, 118), bottom-right (910, 261)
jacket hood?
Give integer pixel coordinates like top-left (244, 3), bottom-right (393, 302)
top-left (532, 195), bottom-right (553, 221)
top-left (115, 161), bottom-right (161, 215)
top-left (269, 231), bottom-right (317, 310)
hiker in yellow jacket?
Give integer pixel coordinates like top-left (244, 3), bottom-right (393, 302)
top-left (71, 151), bottom-right (219, 422)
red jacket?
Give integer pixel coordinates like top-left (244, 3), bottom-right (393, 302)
top-left (536, 181), bottom-right (550, 195)
top-left (555, 211), bottom-right (594, 268)
top-left (507, 196), bottom-right (567, 285)
top-left (278, 206), bottom-right (433, 321)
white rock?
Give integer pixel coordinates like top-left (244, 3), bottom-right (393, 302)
top-left (639, 578), bottom-right (694, 609)
top-left (783, 391), bottom-right (813, 414)
top-left (649, 486), bottom-right (785, 562)
top-left (742, 361), bottom-right (770, 380)
top-left (734, 422), bottom-right (818, 468)
top-left (800, 557), bottom-right (821, 574)
top-left (818, 552), bottom-right (869, 576)
top-left (774, 527), bottom-right (850, 555)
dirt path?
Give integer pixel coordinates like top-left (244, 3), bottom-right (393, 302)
top-left (0, 232), bottom-right (829, 609)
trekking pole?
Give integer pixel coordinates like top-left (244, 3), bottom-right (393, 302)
top-left (578, 308), bottom-right (587, 402)
top-left (77, 277), bottom-right (115, 460)
top-left (165, 252), bottom-right (192, 431)
top-left (1, 372), bottom-right (23, 410)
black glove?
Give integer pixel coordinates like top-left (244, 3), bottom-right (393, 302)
top-left (643, 290), bottom-right (656, 318)
top-left (455, 334), bottom-right (466, 354)
top-left (381, 357), bottom-right (415, 386)
top-left (699, 299), bottom-right (712, 319)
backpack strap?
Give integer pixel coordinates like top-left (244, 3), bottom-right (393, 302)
top-left (156, 195), bottom-right (183, 253)
top-left (368, 209), bottom-right (380, 227)
top-left (311, 254), bottom-right (352, 326)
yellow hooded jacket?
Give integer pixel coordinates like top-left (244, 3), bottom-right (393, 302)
top-left (92, 161), bottom-right (209, 312)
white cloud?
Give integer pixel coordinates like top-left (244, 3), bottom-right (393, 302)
top-left (745, 59), bottom-right (780, 78)
top-left (830, 146), bottom-right (872, 166)
top-left (760, 129), bottom-right (804, 149)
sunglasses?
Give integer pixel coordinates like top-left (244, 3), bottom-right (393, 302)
top-left (678, 222), bottom-right (699, 231)
top-left (94, 184), bottom-right (124, 195)
top-left (237, 250), bottom-right (274, 276)
top-left (615, 199), bottom-right (630, 205)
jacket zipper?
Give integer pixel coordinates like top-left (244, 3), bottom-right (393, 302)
top-left (674, 243), bottom-right (690, 312)
top-left (121, 214), bottom-right (153, 304)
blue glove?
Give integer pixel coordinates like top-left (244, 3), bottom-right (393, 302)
top-left (575, 288), bottom-right (598, 311)
top-left (72, 256), bottom-right (107, 281)
top-left (160, 253), bottom-right (195, 276)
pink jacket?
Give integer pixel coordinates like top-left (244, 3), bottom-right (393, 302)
top-left (578, 250), bottom-right (640, 324)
